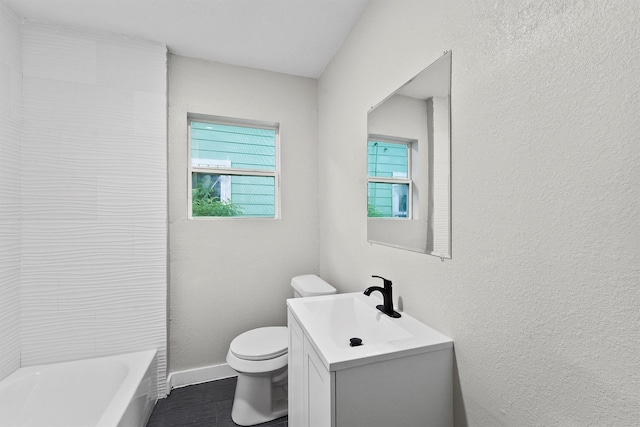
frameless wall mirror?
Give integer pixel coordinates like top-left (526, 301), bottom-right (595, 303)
top-left (367, 51), bottom-right (451, 258)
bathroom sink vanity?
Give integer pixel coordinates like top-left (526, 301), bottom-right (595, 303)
top-left (287, 292), bottom-right (453, 427)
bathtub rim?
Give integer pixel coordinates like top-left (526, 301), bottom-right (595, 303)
top-left (96, 349), bottom-right (158, 427)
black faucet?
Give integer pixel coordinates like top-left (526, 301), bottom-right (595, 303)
top-left (364, 275), bottom-right (401, 318)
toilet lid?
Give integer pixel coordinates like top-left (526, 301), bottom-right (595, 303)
top-left (230, 326), bottom-right (288, 361)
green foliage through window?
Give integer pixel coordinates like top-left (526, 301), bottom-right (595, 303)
top-left (191, 179), bottom-right (242, 217)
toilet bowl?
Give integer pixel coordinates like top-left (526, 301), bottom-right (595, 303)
top-left (226, 274), bottom-right (336, 426)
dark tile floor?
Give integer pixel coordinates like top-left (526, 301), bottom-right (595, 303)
top-left (146, 377), bottom-right (288, 427)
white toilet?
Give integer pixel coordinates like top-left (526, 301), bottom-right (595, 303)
top-left (226, 274), bottom-right (336, 426)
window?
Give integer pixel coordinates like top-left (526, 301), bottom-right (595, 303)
top-left (367, 137), bottom-right (412, 218)
top-left (189, 116), bottom-right (279, 218)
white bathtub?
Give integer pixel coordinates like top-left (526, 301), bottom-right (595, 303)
top-left (0, 350), bottom-right (158, 427)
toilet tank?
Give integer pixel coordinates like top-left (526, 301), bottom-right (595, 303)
top-left (291, 274), bottom-right (336, 298)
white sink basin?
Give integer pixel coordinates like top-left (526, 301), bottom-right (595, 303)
top-left (287, 292), bottom-right (453, 371)
top-left (296, 293), bottom-right (411, 346)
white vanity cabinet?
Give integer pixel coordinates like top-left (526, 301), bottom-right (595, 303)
top-left (287, 302), bottom-right (453, 427)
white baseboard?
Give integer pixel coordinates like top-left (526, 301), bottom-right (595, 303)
top-left (167, 363), bottom-right (237, 391)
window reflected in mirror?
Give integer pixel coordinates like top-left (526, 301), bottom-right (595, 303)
top-left (367, 138), bottom-right (412, 218)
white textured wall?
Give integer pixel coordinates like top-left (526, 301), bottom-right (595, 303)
top-left (168, 55), bottom-right (319, 372)
top-left (319, 1), bottom-right (639, 425)
top-left (20, 23), bottom-right (168, 394)
top-left (0, 0), bottom-right (22, 382)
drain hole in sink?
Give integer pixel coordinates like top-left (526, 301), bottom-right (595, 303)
top-left (349, 337), bottom-right (363, 347)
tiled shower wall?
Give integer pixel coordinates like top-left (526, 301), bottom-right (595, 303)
top-left (19, 22), bottom-right (168, 392)
top-left (0, 1), bottom-right (22, 383)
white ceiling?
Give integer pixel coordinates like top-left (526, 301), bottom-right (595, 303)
top-left (5, 0), bottom-right (370, 78)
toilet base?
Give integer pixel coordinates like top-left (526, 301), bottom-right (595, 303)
top-left (231, 367), bottom-right (288, 426)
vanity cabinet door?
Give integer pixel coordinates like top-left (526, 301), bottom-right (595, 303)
top-left (303, 335), bottom-right (333, 427)
top-left (288, 310), bottom-right (335, 427)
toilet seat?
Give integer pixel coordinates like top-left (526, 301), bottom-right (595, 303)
top-left (230, 326), bottom-right (288, 361)
top-left (226, 327), bottom-right (289, 374)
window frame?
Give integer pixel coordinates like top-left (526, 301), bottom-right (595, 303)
top-left (367, 135), bottom-right (413, 219)
top-left (187, 114), bottom-right (281, 219)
